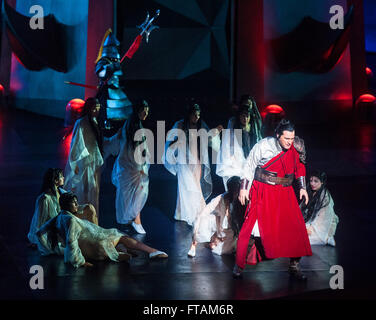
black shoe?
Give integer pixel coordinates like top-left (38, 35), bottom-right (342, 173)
top-left (288, 266), bottom-right (307, 281)
top-left (232, 265), bottom-right (243, 279)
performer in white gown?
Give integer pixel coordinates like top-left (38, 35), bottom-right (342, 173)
top-left (301, 170), bottom-right (339, 246)
top-left (164, 103), bottom-right (222, 226)
top-left (187, 176), bottom-right (242, 257)
top-left (36, 192), bottom-right (168, 268)
top-left (64, 98), bottom-right (104, 215)
top-left (107, 100), bottom-right (151, 234)
top-left (28, 168), bottom-right (98, 247)
top-left (216, 101), bottom-right (262, 191)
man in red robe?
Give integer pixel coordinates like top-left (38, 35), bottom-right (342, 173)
top-left (233, 119), bottom-right (312, 280)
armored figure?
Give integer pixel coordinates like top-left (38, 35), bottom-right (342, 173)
top-left (95, 30), bottom-right (133, 130)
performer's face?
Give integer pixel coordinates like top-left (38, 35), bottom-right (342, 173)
top-left (239, 112), bottom-right (250, 127)
top-left (138, 107), bottom-right (149, 121)
top-left (91, 103), bottom-right (101, 118)
top-left (55, 173), bottom-right (64, 187)
top-left (278, 130), bottom-right (295, 150)
top-left (310, 176), bottom-right (322, 191)
top-left (190, 111), bottom-right (200, 124)
top-left (68, 198), bottom-right (79, 214)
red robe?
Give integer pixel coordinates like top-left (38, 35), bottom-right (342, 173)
top-left (236, 145), bottom-right (312, 268)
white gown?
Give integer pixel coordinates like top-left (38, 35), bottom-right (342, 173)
top-left (107, 120), bottom-right (150, 224)
top-left (305, 191), bottom-right (339, 246)
top-left (163, 120), bottom-right (220, 226)
top-left (216, 117), bottom-right (258, 192)
top-left (64, 116), bottom-right (103, 213)
top-left (193, 194), bottom-right (236, 255)
top-left (37, 211), bottom-right (125, 268)
top-left (28, 193), bottom-right (60, 245)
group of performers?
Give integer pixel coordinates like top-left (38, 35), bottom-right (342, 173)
top-left (26, 27), bottom-right (339, 280)
top-left (26, 92), bottom-right (339, 281)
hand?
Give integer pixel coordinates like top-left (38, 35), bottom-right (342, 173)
top-left (238, 189), bottom-right (249, 206)
top-left (82, 262), bottom-right (93, 268)
top-left (300, 189), bottom-right (309, 205)
top-left (74, 166), bottom-right (79, 175)
top-left (306, 227), bottom-right (313, 236)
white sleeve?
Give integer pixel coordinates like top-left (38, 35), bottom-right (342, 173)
top-left (241, 141), bottom-right (264, 182)
top-left (64, 217), bottom-right (86, 268)
top-left (310, 194), bottom-right (337, 244)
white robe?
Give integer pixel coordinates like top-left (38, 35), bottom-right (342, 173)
top-left (306, 192), bottom-right (339, 246)
top-left (163, 119), bottom-right (220, 226)
top-left (108, 120), bottom-right (150, 224)
top-left (28, 193), bottom-right (60, 245)
top-left (64, 116), bottom-right (103, 214)
top-left (193, 194), bottom-right (236, 255)
top-left (216, 117), bottom-right (258, 191)
top-left (37, 211), bottom-right (125, 268)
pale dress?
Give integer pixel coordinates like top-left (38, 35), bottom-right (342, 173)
top-left (164, 120), bottom-right (220, 226)
top-left (37, 211), bottom-right (125, 268)
top-left (305, 192), bottom-right (339, 246)
top-left (193, 194), bottom-right (236, 255)
top-left (28, 193), bottom-right (60, 245)
top-left (216, 117), bottom-right (257, 192)
top-left (64, 116), bottom-right (103, 214)
top-left (107, 120), bottom-right (150, 224)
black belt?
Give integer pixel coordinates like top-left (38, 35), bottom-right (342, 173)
top-left (254, 167), bottom-right (294, 187)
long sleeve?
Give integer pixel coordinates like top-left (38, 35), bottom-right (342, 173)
top-left (64, 217), bottom-right (86, 268)
top-left (308, 193), bottom-right (338, 244)
top-left (241, 141), bottom-right (264, 183)
top-left (163, 121), bottom-right (185, 176)
top-left (28, 194), bottom-right (59, 244)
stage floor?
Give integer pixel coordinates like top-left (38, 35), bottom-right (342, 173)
top-left (1, 107), bottom-right (376, 300)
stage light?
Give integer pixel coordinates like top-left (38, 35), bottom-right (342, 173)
top-left (366, 67), bottom-right (373, 78)
top-left (64, 98), bottom-right (85, 128)
top-left (356, 94), bottom-right (376, 105)
top-left (261, 104), bottom-right (285, 119)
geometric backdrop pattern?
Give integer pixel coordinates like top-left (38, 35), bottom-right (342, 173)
top-left (118, 0), bottom-right (230, 80)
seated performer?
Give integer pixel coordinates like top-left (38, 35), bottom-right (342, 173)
top-left (187, 176), bottom-right (242, 257)
top-left (28, 168), bottom-right (97, 247)
top-left (36, 192), bottom-right (168, 268)
top-left (301, 170), bottom-right (339, 246)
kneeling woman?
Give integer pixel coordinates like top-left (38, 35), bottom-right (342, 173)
top-left (301, 170), bottom-right (339, 246)
top-left (37, 192), bottom-right (168, 268)
top-left (187, 176), bottom-right (242, 257)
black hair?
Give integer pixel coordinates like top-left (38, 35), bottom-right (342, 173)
top-left (275, 119), bottom-right (295, 137)
top-left (301, 170), bottom-right (330, 222)
top-left (226, 176), bottom-right (241, 201)
top-left (59, 192), bottom-right (78, 211)
top-left (81, 97), bottom-right (99, 117)
top-left (183, 102), bottom-right (202, 131)
top-left (310, 170), bottom-right (327, 185)
top-left (126, 99), bottom-right (150, 150)
top-left (40, 168), bottom-right (63, 197)
top-left (225, 176), bottom-right (245, 237)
